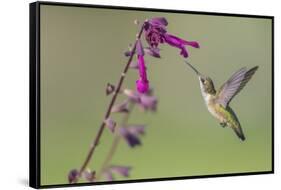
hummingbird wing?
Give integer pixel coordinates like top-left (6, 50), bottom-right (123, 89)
top-left (216, 66), bottom-right (259, 107)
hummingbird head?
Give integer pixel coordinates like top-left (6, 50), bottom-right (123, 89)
top-left (184, 61), bottom-right (216, 95)
top-left (199, 76), bottom-right (216, 95)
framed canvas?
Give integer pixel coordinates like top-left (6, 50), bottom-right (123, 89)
top-left (29, 1), bottom-right (274, 188)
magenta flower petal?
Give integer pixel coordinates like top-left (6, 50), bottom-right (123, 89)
top-left (164, 33), bottom-right (199, 58)
top-left (137, 55), bottom-right (147, 79)
top-left (136, 79), bottom-right (149, 93)
top-left (184, 41), bottom-right (200, 48)
top-left (135, 54), bottom-right (149, 93)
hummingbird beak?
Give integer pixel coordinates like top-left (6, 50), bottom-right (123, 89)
top-left (184, 61), bottom-right (201, 76)
top-left (184, 61), bottom-right (206, 83)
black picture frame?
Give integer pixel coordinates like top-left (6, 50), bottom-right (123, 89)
top-left (29, 1), bottom-right (274, 189)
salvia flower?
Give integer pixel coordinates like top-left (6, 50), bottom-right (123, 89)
top-left (103, 170), bottom-right (114, 181)
top-left (144, 17), bottom-right (199, 58)
top-left (103, 165), bottom-right (131, 181)
top-left (104, 118), bottom-right (116, 133)
top-left (122, 88), bottom-right (158, 112)
top-left (127, 125), bottom-right (145, 136)
top-left (136, 40), bottom-right (149, 93)
top-left (110, 165), bottom-right (131, 177)
top-left (118, 125), bottom-right (146, 147)
top-left (164, 33), bottom-right (199, 58)
top-left (82, 169), bottom-right (96, 182)
top-left (123, 89), bottom-right (141, 102)
top-left (144, 47), bottom-right (161, 58)
top-left (111, 100), bottom-right (129, 113)
top-left (129, 61), bottom-right (139, 69)
top-left (138, 93), bottom-right (158, 112)
top-left (68, 169), bottom-right (79, 183)
top-left (144, 17), bottom-right (167, 48)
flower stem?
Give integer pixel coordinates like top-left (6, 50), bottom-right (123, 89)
top-left (96, 103), bottom-right (135, 180)
top-left (76, 23), bottom-right (145, 182)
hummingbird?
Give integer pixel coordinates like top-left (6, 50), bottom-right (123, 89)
top-left (184, 61), bottom-right (258, 141)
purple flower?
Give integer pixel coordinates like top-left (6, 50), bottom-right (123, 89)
top-left (138, 93), bottom-right (158, 112)
top-left (129, 61), bottom-right (139, 69)
top-left (103, 165), bottom-right (131, 181)
top-left (136, 78), bottom-right (149, 94)
top-left (164, 33), bottom-right (200, 58)
top-left (104, 118), bottom-right (116, 133)
top-left (110, 165), bottom-right (131, 177)
top-left (123, 89), bottom-right (141, 102)
top-left (118, 125), bottom-right (146, 147)
top-left (68, 169), bottom-right (79, 183)
top-left (83, 169), bottom-right (96, 182)
top-left (144, 17), bottom-right (199, 58)
top-left (123, 88), bottom-right (158, 112)
top-left (144, 18), bottom-right (167, 48)
top-left (144, 47), bottom-right (161, 58)
top-left (111, 100), bottom-right (129, 113)
top-left (103, 170), bottom-right (114, 181)
top-left (127, 125), bottom-right (145, 135)
top-left (136, 40), bottom-right (149, 93)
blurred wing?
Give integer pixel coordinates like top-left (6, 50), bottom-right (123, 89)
top-left (216, 66), bottom-right (258, 107)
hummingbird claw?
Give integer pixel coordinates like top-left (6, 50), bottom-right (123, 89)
top-left (220, 122), bottom-right (226, 128)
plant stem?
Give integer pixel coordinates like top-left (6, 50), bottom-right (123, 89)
top-left (76, 23), bottom-right (145, 181)
top-left (96, 103), bottom-right (135, 180)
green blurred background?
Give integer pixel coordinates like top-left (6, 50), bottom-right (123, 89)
top-left (40, 5), bottom-right (272, 186)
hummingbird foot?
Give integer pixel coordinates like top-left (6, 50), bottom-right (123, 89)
top-left (220, 122), bottom-right (227, 128)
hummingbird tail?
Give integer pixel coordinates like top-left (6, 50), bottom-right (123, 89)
top-left (231, 125), bottom-right (246, 141)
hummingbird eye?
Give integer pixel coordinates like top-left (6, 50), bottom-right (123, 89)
top-left (200, 78), bottom-right (205, 83)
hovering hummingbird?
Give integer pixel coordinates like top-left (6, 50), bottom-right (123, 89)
top-left (184, 61), bottom-right (258, 141)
